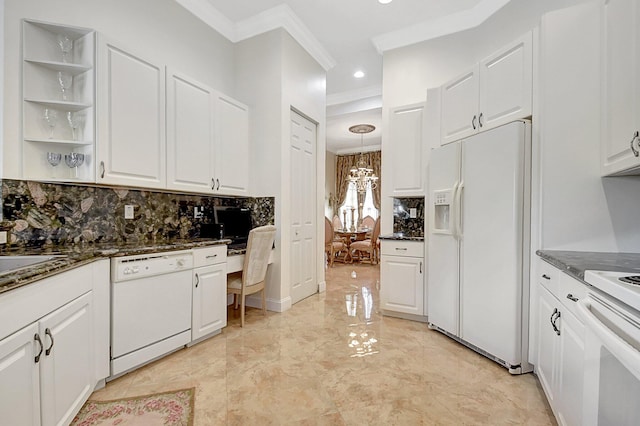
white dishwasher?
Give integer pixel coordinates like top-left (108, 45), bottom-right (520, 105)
top-left (110, 250), bottom-right (193, 378)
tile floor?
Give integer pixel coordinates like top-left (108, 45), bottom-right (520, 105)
top-left (89, 263), bottom-right (556, 425)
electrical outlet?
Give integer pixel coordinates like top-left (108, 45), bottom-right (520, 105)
top-left (194, 206), bottom-right (203, 219)
top-left (409, 208), bottom-right (417, 219)
top-left (0, 231), bottom-right (7, 244)
top-left (124, 205), bottom-right (135, 220)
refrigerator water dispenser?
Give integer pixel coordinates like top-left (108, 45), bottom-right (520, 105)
top-left (433, 189), bottom-right (452, 233)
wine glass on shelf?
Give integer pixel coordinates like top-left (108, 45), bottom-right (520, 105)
top-left (43, 108), bottom-right (57, 139)
top-left (47, 152), bottom-right (61, 167)
top-left (57, 72), bottom-right (73, 101)
top-left (65, 152), bottom-right (84, 178)
top-left (56, 34), bottom-right (73, 63)
top-left (67, 111), bottom-right (85, 141)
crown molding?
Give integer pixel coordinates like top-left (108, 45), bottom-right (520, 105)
top-left (326, 85), bottom-right (382, 107)
top-left (335, 144), bottom-right (382, 156)
top-left (372, 0), bottom-right (512, 53)
top-left (234, 4), bottom-right (335, 71)
top-left (173, 0), bottom-right (235, 40)
top-left (174, 0), bottom-right (335, 71)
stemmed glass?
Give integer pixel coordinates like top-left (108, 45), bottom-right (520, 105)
top-left (47, 152), bottom-right (61, 177)
top-left (43, 108), bottom-right (57, 139)
top-left (65, 152), bottom-right (85, 178)
top-left (57, 72), bottom-right (73, 101)
top-left (66, 111), bottom-right (84, 141)
top-left (56, 34), bottom-right (73, 63)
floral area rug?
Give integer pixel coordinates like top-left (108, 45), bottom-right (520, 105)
top-left (71, 388), bottom-right (195, 426)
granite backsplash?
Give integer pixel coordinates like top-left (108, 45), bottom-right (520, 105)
top-left (0, 179), bottom-right (274, 247)
top-left (392, 197), bottom-right (424, 237)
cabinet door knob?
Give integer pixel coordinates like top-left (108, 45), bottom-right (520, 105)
top-left (542, 274), bottom-right (551, 280)
top-left (419, 261), bottom-right (422, 274)
top-left (45, 328), bottom-right (54, 356)
top-left (100, 161), bottom-right (105, 179)
top-left (34, 333), bottom-right (43, 363)
top-left (216, 178), bottom-right (220, 190)
top-left (472, 115), bottom-right (477, 130)
top-left (478, 112), bottom-right (484, 128)
top-left (211, 178), bottom-right (215, 190)
top-left (195, 273), bottom-right (199, 288)
top-left (630, 130), bottom-right (640, 157)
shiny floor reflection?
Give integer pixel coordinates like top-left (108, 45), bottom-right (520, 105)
top-left (88, 263), bottom-right (555, 425)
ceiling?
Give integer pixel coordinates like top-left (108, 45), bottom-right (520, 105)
top-left (175, 0), bottom-right (511, 153)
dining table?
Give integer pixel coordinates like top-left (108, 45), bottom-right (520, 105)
top-left (335, 228), bottom-right (369, 263)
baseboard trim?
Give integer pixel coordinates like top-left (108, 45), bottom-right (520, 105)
top-left (318, 280), bottom-right (326, 293)
top-left (238, 295), bottom-right (292, 312)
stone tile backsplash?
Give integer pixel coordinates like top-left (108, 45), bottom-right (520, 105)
top-left (1, 179), bottom-right (274, 247)
top-left (392, 197), bottom-right (425, 237)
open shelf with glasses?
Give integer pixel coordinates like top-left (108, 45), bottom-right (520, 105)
top-left (22, 19), bottom-right (95, 182)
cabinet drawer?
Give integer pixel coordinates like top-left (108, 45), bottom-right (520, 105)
top-left (538, 259), bottom-right (559, 294)
top-left (193, 245), bottom-right (226, 267)
top-left (558, 273), bottom-right (587, 319)
top-left (380, 240), bottom-right (424, 257)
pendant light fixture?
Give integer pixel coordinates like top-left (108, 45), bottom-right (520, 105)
top-left (348, 124), bottom-right (378, 193)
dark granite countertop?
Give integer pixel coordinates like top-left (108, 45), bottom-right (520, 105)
top-left (537, 250), bottom-right (640, 281)
top-left (379, 233), bottom-right (424, 242)
top-left (0, 238), bottom-right (231, 295)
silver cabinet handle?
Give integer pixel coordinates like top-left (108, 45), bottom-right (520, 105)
top-left (195, 273), bottom-right (199, 288)
top-left (211, 178), bottom-right (215, 190)
top-left (419, 261), bottom-right (422, 274)
top-left (472, 115), bottom-right (477, 130)
top-left (566, 294), bottom-right (578, 302)
top-left (34, 333), bottom-right (43, 363)
top-left (550, 309), bottom-right (561, 336)
top-left (100, 161), bottom-right (105, 179)
top-left (395, 247), bottom-right (407, 251)
top-left (478, 112), bottom-right (484, 128)
top-left (542, 274), bottom-right (551, 280)
top-left (45, 328), bottom-right (54, 356)
top-left (206, 254), bottom-right (218, 259)
top-left (631, 130), bottom-right (640, 158)
top-left (216, 178), bottom-right (220, 190)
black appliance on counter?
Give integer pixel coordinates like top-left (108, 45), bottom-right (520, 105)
top-left (211, 206), bottom-right (252, 249)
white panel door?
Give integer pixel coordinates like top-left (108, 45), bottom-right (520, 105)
top-left (214, 93), bottom-right (249, 195)
top-left (166, 70), bottom-right (215, 193)
top-left (39, 293), bottom-right (93, 426)
top-left (601, 0), bottom-right (640, 175)
top-left (380, 256), bottom-right (423, 316)
top-left (0, 323), bottom-right (41, 426)
top-left (192, 264), bottom-right (227, 341)
top-left (460, 121), bottom-right (526, 366)
top-left (427, 141), bottom-right (461, 336)
top-left (441, 66), bottom-right (479, 145)
top-left (97, 38), bottom-right (165, 188)
top-left (479, 32), bottom-right (532, 130)
top-left (290, 110), bottom-right (316, 304)
top-left (390, 104), bottom-right (425, 195)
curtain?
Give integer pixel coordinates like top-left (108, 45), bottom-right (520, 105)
top-left (335, 151), bottom-right (382, 210)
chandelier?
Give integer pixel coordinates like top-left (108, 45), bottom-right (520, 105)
top-left (348, 124), bottom-right (378, 193)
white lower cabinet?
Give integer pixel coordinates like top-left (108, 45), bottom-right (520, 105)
top-left (380, 240), bottom-right (426, 319)
top-left (191, 246), bottom-right (227, 342)
top-left (0, 261), bottom-right (109, 426)
top-left (536, 260), bottom-right (586, 426)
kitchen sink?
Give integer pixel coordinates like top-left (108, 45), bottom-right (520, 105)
top-left (0, 255), bottom-right (66, 275)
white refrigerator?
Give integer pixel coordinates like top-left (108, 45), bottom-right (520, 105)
top-left (427, 120), bottom-right (532, 374)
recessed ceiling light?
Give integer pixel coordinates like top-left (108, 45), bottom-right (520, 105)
top-left (378, 0), bottom-right (393, 4)
top-left (354, 70), bottom-right (365, 78)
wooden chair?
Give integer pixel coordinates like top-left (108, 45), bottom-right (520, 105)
top-left (227, 225), bottom-right (276, 327)
top-left (332, 215), bottom-right (343, 231)
top-left (361, 215), bottom-right (375, 238)
top-left (325, 217), bottom-right (347, 266)
top-left (350, 217), bottom-right (381, 264)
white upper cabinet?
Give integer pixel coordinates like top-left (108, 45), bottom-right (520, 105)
top-left (21, 19), bottom-right (95, 183)
top-left (440, 31), bottom-right (532, 145)
top-left (214, 93), bottom-right (250, 196)
top-left (601, 0), bottom-right (640, 176)
top-left (166, 69), bottom-right (216, 193)
top-left (389, 103), bottom-right (426, 196)
top-left (96, 36), bottom-right (166, 189)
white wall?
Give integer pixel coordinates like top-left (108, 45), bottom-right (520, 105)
top-left (3, 0), bottom-right (236, 178)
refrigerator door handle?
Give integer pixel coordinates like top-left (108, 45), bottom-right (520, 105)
top-left (454, 181), bottom-right (464, 240)
top-left (450, 181), bottom-right (459, 239)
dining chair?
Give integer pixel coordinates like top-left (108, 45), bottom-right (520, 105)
top-left (325, 217), bottom-right (347, 266)
top-left (227, 225), bottom-right (276, 327)
top-left (350, 217), bottom-right (381, 264)
top-left (332, 215), bottom-right (343, 231)
top-left (361, 215), bottom-right (375, 238)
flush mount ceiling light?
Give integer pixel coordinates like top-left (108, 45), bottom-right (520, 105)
top-left (353, 70), bottom-right (365, 78)
top-left (348, 124), bottom-right (378, 194)
top-left (378, 0), bottom-right (393, 4)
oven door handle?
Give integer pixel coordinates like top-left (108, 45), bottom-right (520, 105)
top-left (577, 297), bottom-right (640, 380)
